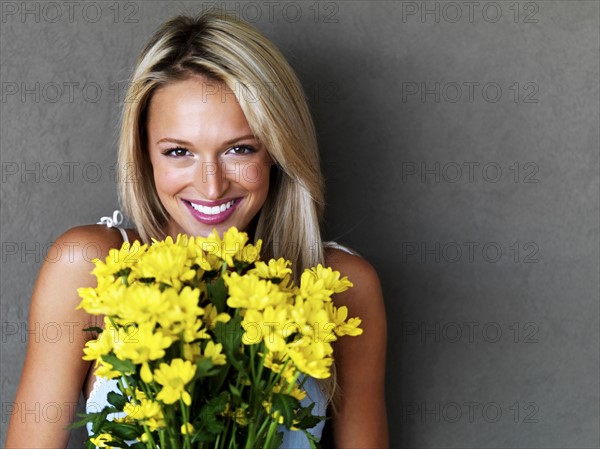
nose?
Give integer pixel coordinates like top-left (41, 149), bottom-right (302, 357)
top-left (195, 160), bottom-right (230, 199)
top-left (195, 161), bottom-right (229, 200)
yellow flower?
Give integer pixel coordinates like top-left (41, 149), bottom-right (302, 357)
top-left (290, 298), bottom-right (333, 342)
top-left (133, 239), bottom-right (196, 289)
top-left (287, 341), bottom-right (334, 379)
top-left (234, 407), bottom-right (248, 426)
top-left (78, 280), bottom-right (127, 317)
top-left (306, 264), bottom-right (353, 293)
top-left (82, 322), bottom-right (115, 363)
top-left (203, 341), bottom-right (227, 365)
top-left (195, 228), bottom-right (262, 268)
top-left (123, 398), bottom-right (165, 431)
top-left (326, 303), bottom-right (363, 337)
top-left (124, 398), bottom-right (162, 420)
top-left (236, 239), bottom-right (262, 265)
top-left (262, 401), bottom-right (285, 424)
top-left (115, 283), bottom-right (170, 326)
top-left (298, 271), bottom-right (333, 303)
top-left (94, 359), bottom-right (121, 379)
top-left (248, 258), bottom-right (292, 281)
top-left (154, 359), bottom-right (196, 405)
top-left (182, 343), bottom-right (201, 362)
top-left (225, 272), bottom-right (289, 310)
top-left (181, 422), bottom-right (195, 434)
top-left (242, 306), bottom-right (290, 352)
top-left (112, 322), bottom-right (173, 367)
top-left (157, 287), bottom-right (205, 342)
top-left (90, 433), bottom-right (114, 447)
top-left (272, 379), bottom-right (307, 401)
top-left (132, 388), bottom-right (147, 400)
top-left (196, 228), bottom-right (243, 268)
top-left (203, 303), bottom-right (231, 329)
top-left (92, 241), bottom-right (148, 279)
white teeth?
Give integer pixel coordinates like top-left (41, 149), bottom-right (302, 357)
top-left (190, 199), bottom-right (236, 215)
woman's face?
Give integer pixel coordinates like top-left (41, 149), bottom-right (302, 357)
top-left (147, 77), bottom-right (273, 238)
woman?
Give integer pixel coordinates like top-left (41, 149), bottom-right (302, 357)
top-left (5, 10), bottom-right (388, 448)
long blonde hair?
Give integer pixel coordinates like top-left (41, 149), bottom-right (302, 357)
top-left (118, 10), bottom-right (325, 282)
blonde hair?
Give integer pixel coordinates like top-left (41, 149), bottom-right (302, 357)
top-left (118, 10), bottom-right (325, 281)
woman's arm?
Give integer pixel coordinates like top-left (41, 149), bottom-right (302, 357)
top-left (4, 225), bottom-right (124, 448)
top-left (326, 249), bottom-right (389, 449)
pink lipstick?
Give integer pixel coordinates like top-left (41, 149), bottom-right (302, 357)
top-left (184, 198), bottom-right (240, 225)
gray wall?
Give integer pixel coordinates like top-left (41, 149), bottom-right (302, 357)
top-left (1, 1), bottom-right (598, 448)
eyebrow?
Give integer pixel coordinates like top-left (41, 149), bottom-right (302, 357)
top-left (156, 134), bottom-right (258, 146)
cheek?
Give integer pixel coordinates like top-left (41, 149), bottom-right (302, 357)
top-left (152, 162), bottom-right (183, 196)
top-left (240, 162), bottom-right (271, 194)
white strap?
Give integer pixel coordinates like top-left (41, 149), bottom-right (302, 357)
top-left (97, 210), bottom-right (129, 243)
top-left (323, 241), bottom-right (359, 256)
top-left (96, 210), bottom-right (123, 228)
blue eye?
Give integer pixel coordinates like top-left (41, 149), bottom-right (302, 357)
top-left (163, 147), bottom-right (191, 157)
top-left (228, 145), bottom-right (256, 155)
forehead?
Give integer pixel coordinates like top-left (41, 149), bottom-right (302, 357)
top-left (146, 77), bottom-right (254, 140)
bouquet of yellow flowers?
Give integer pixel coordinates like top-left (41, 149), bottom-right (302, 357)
top-left (74, 228), bottom-right (362, 449)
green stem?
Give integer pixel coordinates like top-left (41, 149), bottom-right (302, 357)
top-left (179, 398), bottom-right (192, 449)
top-left (141, 423), bottom-right (158, 449)
top-left (262, 420), bottom-right (280, 449)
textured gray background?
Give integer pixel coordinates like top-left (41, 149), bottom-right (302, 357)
top-left (1, 1), bottom-right (599, 448)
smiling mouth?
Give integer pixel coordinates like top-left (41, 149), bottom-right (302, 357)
top-left (189, 199), bottom-right (237, 215)
top-left (184, 198), bottom-right (240, 224)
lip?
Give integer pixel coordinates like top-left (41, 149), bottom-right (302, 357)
top-left (183, 197), bottom-right (241, 225)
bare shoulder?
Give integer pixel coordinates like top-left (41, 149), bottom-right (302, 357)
top-left (323, 248), bottom-right (389, 447)
top-left (33, 224), bottom-right (135, 309)
top-left (53, 224), bottom-right (137, 258)
top-left (5, 224), bottom-right (135, 446)
top-left (324, 246), bottom-right (385, 318)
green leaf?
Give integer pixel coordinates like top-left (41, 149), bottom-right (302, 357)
top-left (83, 326), bottom-right (103, 334)
top-left (271, 393), bottom-right (300, 428)
top-left (207, 276), bottom-right (227, 312)
top-left (101, 440), bottom-right (131, 449)
top-left (302, 429), bottom-right (321, 449)
top-left (90, 407), bottom-right (119, 434)
top-left (104, 421), bottom-right (142, 440)
top-left (193, 391), bottom-right (229, 438)
top-left (107, 391), bottom-right (127, 411)
top-left (129, 443), bottom-right (148, 449)
top-left (101, 354), bottom-right (136, 374)
top-left (270, 430), bottom-right (284, 448)
top-left (214, 316), bottom-right (245, 371)
top-left (229, 383), bottom-right (242, 398)
top-left (67, 412), bottom-right (101, 430)
top-left (195, 357), bottom-right (221, 378)
top-left (294, 403), bottom-right (325, 430)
